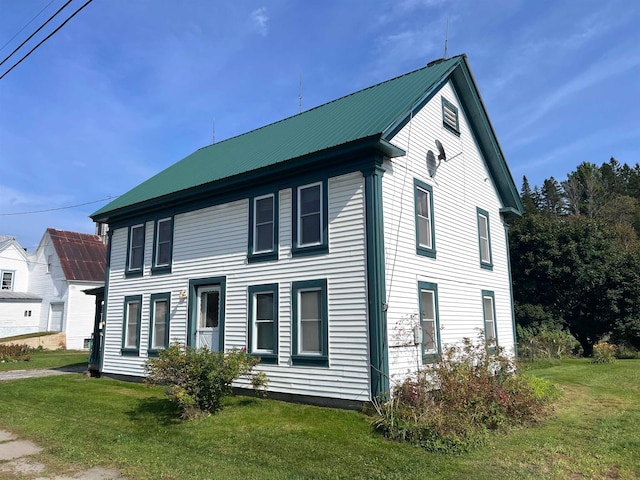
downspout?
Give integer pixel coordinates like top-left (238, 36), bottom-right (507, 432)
top-left (502, 215), bottom-right (518, 358)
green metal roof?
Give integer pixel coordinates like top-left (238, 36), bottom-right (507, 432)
top-left (92, 56), bottom-right (463, 219)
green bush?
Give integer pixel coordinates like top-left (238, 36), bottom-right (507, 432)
top-left (372, 337), bottom-right (558, 454)
top-left (614, 344), bottom-right (639, 359)
top-left (591, 341), bottom-right (616, 364)
top-left (517, 326), bottom-right (580, 362)
top-left (0, 344), bottom-right (31, 362)
top-left (145, 344), bottom-right (269, 419)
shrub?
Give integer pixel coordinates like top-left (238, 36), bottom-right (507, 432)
top-left (0, 344), bottom-right (31, 362)
top-left (517, 326), bottom-right (580, 362)
top-left (614, 344), bottom-right (639, 359)
top-left (372, 337), bottom-right (558, 453)
top-left (145, 344), bottom-right (269, 419)
top-left (591, 341), bottom-right (616, 364)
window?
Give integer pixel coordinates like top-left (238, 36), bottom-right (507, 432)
top-left (482, 290), bottom-right (498, 346)
top-left (292, 279), bottom-right (328, 366)
top-left (441, 97), bottom-right (459, 134)
top-left (418, 282), bottom-right (441, 360)
top-left (152, 217), bottom-right (173, 272)
top-left (248, 194), bottom-right (278, 261)
top-left (477, 208), bottom-right (493, 269)
top-left (414, 179), bottom-right (436, 258)
top-left (149, 293), bottom-right (170, 353)
top-left (47, 255), bottom-right (53, 273)
top-left (122, 295), bottom-right (142, 354)
top-left (293, 181), bottom-right (328, 255)
top-left (248, 284), bottom-right (278, 363)
top-left (126, 224), bottom-right (145, 275)
top-left (1, 271), bottom-right (14, 290)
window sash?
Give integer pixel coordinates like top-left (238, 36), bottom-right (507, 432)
top-left (421, 290), bottom-right (437, 354)
top-left (297, 183), bottom-right (322, 247)
top-left (124, 300), bottom-right (140, 349)
top-left (483, 295), bottom-right (496, 341)
top-left (1, 271), bottom-right (13, 290)
top-left (417, 188), bottom-right (432, 249)
top-left (253, 195), bottom-right (275, 253)
top-left (253, 292), bottom-right (275, 352)
top-left (155, 218), bottom-right (172, 267)
top-left (129, 225), bottom-right (144, 271)
top-left (298, 289), bottom-right (322, 354)
top-left (151, 299), bottom-right (168, 349)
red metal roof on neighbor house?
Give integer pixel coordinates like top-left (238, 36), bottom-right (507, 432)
top-left (47, 228), bottom-right (107, 282)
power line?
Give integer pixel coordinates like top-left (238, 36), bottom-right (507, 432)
top-left (0, 0), bottom-right (94, 81)
top-left (0, 0), bottom-right (56, 53)
top-left (0, 196), bottom-right (116, 216)
top-left (0, 0), bottom-right (73, 68)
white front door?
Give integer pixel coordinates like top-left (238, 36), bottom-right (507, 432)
top-left (49, 304), bottom-right (64, 332)
top-left (196, 286), bottom-right (221, 351)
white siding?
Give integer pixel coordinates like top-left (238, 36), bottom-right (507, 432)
top-left (384, 81), bottom-right (515, 386)
top-left (0, 242), bottom-right (30, 292)
top-left (0, 301), bottom-right (41, 337)
top-left (65, 282), bottom-right (101, 349)
top-left (102, 172), bottom-right (371, 402)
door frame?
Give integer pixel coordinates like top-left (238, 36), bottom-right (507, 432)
top-left (187, 276), bottom-right (226, 350)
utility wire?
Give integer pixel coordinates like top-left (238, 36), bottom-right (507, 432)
top-left (0, 195), bottom-right (116, 216)
top-left (0, 0), bottom-right (73, 68)
top-left (0, 0), bottom-right (94, 80)
top-left (0, 0), bottom-right (56, 53)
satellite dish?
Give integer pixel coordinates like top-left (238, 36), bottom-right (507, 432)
top-left (426, 150), bottom-right (438, 177)
top-left (435, 139), bottom-right (446, 162)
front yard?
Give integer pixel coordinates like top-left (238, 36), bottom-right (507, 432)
top-left (0, 355), bottom-right (638, 479)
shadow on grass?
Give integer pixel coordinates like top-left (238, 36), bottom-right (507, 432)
top-left (52, 362), bottom-right (88, 373)
top-left (127, 396), bottom-right (182, 425)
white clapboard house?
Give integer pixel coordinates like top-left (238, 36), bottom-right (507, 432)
top-left (91, 54), bottom-right (523, 407)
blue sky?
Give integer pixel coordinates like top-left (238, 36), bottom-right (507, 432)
top-left (1, 0), bottom-right (639, 250)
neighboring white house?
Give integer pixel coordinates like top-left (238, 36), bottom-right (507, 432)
top-left (91, 54), bottom-right (523, 407)
top-left (0, 236), bottom-right (42, 337)
top-left (0, 229), bottom-right (106, 349)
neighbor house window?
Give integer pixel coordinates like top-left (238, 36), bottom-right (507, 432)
top-left (442, 97), bottom-right (459, 134)
top-left (1, 271), bottom-right (14, 290)
top-left (293, 181), bottom-right (328, 254)
top-left (248, 194), bottom-right (278, 261)
top-left (414, 179), bottom-right (436, 258)
top-left (291, 279), bottom-right (328, 366)
top-left (122, 295), bottom-right (142, 354)
top-left (418, 281), bottom-right (441, 360)
top-left (482, 290), bottom-right (497, 346)
top-left (152, 217), bottom-right (173, 272)
top-left (149, 293), bottom-right (170, 353)
top-left (247, 284), bottom-right (278, 363)
top-left (477, 208), bottom-right (493, 269)
top-left (126, 224), bottom-right (145, 275)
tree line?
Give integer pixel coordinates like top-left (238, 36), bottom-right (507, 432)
top-left (509, 158), bottom-right (640, 356)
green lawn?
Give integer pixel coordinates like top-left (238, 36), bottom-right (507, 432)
top-left (0, 350), bottom-right (87, 372)
top-left (0, 357), bottom-right (638, 479)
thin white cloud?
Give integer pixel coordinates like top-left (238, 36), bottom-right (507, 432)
top-left (250, 7), bottom-right (269, 36)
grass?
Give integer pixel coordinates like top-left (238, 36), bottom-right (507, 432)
top-left (0, 357), bottom-right (638, 479)
top-left (0, 349), bottom-right (87, 372)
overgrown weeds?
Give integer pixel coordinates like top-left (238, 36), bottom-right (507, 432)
top-left (372, 337), bottom-right (560, 454)
top-left (0, 343), bottom-right (31, 362)
top-left (145, 344), bottom-right (269, 419)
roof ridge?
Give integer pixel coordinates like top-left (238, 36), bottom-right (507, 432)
top-left (194, 55), bottom-right (465, 154)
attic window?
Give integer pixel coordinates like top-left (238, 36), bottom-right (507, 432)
top-left (441, 97), bottom-right (459, 134)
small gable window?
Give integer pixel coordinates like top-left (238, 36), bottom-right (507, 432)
top-left (441, 97), bottom-right (459, 134)
top-left (1, 271), bottom-right (14, 290)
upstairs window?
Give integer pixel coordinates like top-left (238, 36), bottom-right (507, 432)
top-left (248, 284), bottom-right (278, 363)
top-left (441, 97), bottom-right (460, 134)
top-left (482, 290), bottom-right (498, 346)
top-left (127, 224), bottom-right (145, 275)
top-left (249, 194), bottom-right (278, 262)
top-left (298, 183), bottom-right (322, 247)
top-left (477, 208), bottom-right (493, 269)
top-left (414, 179), bottom-right (436, 258)
top-left (153, 217), bottom-right (173, 272)
top-left (1, 271), bottom-right (14, 290)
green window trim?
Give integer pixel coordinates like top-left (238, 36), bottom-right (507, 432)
top-left (248, 193), bottom-right (279, 263)
top-left (477, 207), bottom-right (493, 270)
top-left (481, 290), bottom-right (498, 348)
top-left (151, 217), bottom-right (173, 275)
top-left (125, 224), bottom-right (145, 278)
top-left (414, 179), bottom-right (436, 258)
top-left (148, 292), bottom-right (171, 356)
top-left (247, 284), bottom-right (278, 364)
top-left (121, 295), bottom-right (142, 356)
top-left (291, 279), bottom-right (328, 367)
top-left (291, 180), bottom-right (329, 257)
top-left (418, 281), bottom-right (441, 362)
top-left (441, 96), bottom-right (460, 135)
